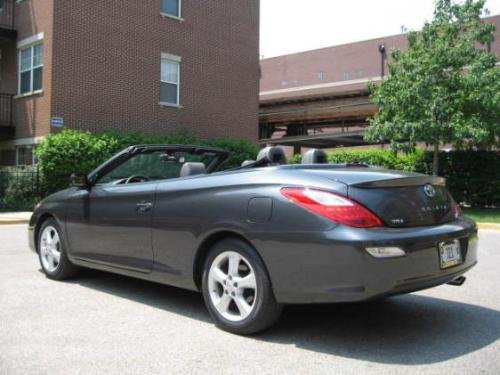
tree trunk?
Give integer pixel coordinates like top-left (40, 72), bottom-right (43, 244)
top-left (432, 144), bottom-right (439, 176)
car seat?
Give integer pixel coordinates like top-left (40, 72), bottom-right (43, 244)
top-left (302, 149), bottom-right (328, 164)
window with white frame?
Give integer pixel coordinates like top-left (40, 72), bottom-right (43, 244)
top-left (160, 54), bottom-right (180, 105)
top-left (161, 0), bottom-right (181, 18)
top-left (16, 146), bottom-right (33, 166)
top-left (19, 43), bottom-right (43, 95)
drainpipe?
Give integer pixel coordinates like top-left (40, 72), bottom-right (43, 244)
top-left (378, 43), bottom-right (386, 78)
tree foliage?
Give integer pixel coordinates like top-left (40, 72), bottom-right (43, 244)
top-left (366, 0), bottom-right (500, 174)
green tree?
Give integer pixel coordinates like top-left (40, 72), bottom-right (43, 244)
top-left (366, 0), bottom-right (500, 175)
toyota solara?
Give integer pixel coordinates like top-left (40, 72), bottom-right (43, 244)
top-left (28, 145), bottom-right (478, 334)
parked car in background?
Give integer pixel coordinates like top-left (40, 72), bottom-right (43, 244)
top-left (28, 146), bottom-right (478, 334)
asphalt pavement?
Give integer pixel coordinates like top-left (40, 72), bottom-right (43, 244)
top-left (0, 224), bottom-right (499, 374)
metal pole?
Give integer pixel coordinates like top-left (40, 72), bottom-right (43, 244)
top-left (378, 44), bottom-right (386, 78)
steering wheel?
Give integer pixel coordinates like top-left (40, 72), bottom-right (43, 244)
top-left (125, 175), bottom-right (151, 184)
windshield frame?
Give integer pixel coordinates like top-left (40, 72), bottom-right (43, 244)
top-left (87, 144), bottom-right (230, 186)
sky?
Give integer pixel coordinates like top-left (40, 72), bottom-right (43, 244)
top-left (260, 0), bottom-right (500, 58)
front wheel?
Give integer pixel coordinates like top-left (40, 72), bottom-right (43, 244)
top-left (38, 219), bottom-right (79, 280)
top-left (201, 238), bottom-right (282, 335)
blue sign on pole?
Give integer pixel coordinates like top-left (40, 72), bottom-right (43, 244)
top-left (51, 117), bottom-right (64, 127)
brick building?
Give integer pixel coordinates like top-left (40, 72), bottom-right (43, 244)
top-left (0, 0), bottom-right (260, 166)
top-left (259, 15), bottom-right (500, 153)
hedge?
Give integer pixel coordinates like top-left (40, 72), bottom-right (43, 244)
top-left (3, 130), bottom-right (496, 210)
top-left (429, 151), bottom-right (499, 208)
top-left (290, 149), bottom-right (499, 207)
top-left (35, 130), bottom-right (259, 194)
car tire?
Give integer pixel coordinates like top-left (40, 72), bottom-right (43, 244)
top-left (202, 237), bottom-right (282, 335)
top-left (38, 218), bottom-right (79, 280)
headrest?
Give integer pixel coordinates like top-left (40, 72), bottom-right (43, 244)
top-left (302, 149), bottom-right (328, 164)
top-left (256, 147), bottom-right (287, 165)
top-left (180, 162), bottom-right (207, 177)
top-left (241, 160), bottom-right (255, 167)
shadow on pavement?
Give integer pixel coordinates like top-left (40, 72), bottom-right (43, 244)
top-left (68, 269), bottom-right (500, 365)
top-left (261, 296), bottom-right (500, 365)
top-left (65, 268), bottom-right (211, 323)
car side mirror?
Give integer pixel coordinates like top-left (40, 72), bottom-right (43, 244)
top-left (70, 173), bottom-right (90, 189)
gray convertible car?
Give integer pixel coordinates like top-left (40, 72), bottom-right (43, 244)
top-left (29, 145), bottom-right (478, 334)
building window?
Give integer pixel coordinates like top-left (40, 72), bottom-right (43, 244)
top-left (18, 43), bottom-right (43, 95)
top-left (316, 71), bottom-right (325, 80)
top-left (16, 146), bottom-right (33, 166)
top-left (160, 54), bottom-right (180, 106)
top-left (161, 0), bottom-right (181, 18)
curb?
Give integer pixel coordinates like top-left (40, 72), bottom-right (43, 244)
top-left (0, 220), bottom-right (30, 225)
top-left (477, 223), bottom-right (500, 231)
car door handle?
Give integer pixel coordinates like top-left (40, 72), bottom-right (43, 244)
top-left (136, 202), bottom-right (153, 213)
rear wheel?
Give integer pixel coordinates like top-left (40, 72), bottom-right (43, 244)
top-left (202, 237), bottom-right (282, 334)
top-left (38, 219), bottom-right (79, 280)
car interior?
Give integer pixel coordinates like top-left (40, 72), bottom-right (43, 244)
top-left (96, 149), bottom-right (219, 185)
top-left (95, 146), bottom-right (367, 185)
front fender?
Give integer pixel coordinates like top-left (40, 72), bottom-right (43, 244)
top-left (28, 189), bottom-right (73, 253)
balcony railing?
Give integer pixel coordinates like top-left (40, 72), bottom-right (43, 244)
top-left (0, 94), bottom-right (14, 140)
top-left (0, 93), bottom-right (13, 126)
top-left (0, 0), bottom-right (15, 30)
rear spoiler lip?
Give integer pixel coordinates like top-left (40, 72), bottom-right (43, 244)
top-left (350, 176), bottom-right (446, 188)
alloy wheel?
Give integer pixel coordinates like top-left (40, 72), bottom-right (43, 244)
top-left (208, 251), bottom-right (257, 322)
top-left (40, 226), bottom-right (61, 273)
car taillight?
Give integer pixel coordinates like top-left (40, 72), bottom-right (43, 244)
top-left (280, 187), bottom-right (383, 228)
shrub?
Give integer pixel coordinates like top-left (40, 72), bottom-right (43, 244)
top-left (35, 130), bottom-right (119, 194)
top-left (35, 130), bottom-right (258, 194)
top-left (206, 138), bottom-right (258, 169)
top-left (107, 131), bottom-right (199, 151)
top-left (289, 149), bottom-right (427, 172)
top-left (327, 148), bottom-right (427, 172)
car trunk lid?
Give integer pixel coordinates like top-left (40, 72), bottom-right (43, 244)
top-left (300, 167), bottom-right (456, 227)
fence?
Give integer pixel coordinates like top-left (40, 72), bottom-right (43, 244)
top-left (0, 167), bottom-right (42, 211)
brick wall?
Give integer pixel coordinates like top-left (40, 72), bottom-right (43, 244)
top-left (50, 0), bottom-right (260, 142)
top-left (11, 0), bottom-right (55, 139)
top-left (260, 15), bottom-right (500, 94)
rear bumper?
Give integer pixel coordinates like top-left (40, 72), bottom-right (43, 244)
top-left (255, 217), bottom-right (478, 303)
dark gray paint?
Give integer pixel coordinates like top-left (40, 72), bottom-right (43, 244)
top-left (28, 147), bottom-right (478, 303)
top-left (65, 182), bottom-right (156, 272)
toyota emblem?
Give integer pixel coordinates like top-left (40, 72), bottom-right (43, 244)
top-left (423, 183), bottom-right (436, 198)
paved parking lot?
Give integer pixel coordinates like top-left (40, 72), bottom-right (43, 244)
top-left (1, 224), bottom-right (499, 374)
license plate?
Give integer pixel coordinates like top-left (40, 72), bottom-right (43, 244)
top-left (438, 239), bottom-right (462, 269)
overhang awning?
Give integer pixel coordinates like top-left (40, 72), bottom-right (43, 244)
top-left (259, 130), bottom-right (369, 149)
